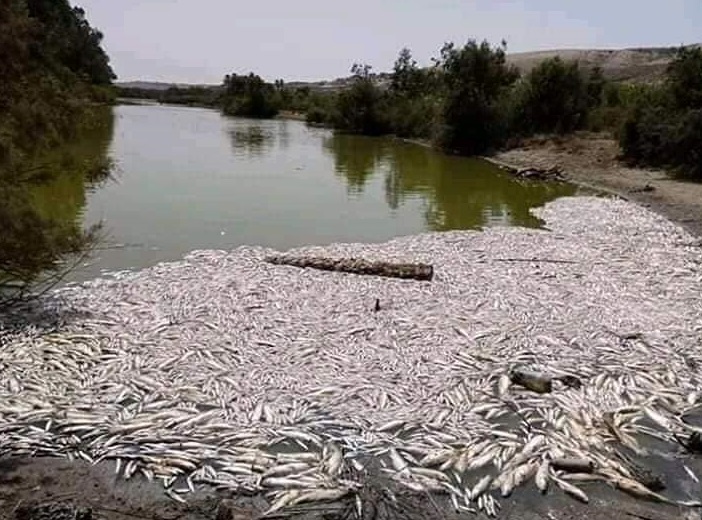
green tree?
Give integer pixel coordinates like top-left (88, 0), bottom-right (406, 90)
top-left (619, 47), bottom-right (702, 179)
top-left (0, 0), bottom-right (115, 171)
top-left (222, 73), bottom-right (280, 118)
top-left (332, 64), bottom-right (390, 135)
top-left (510, 57), bottom-right (589, 135)
top-left (391, 48), bottom-right (428, 97)
top-left (666, 46), bottom-right (702, 110)
top-left (436, 40), bottom-right (519, 155)
top-left (0, 1), bottom-right (115, 308)
top-left (387, 48), bottom-right (437, 138)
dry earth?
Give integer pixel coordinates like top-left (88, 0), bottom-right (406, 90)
top-left (490, 132), bottom-right (702, 239)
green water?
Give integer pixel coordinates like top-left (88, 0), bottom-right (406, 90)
top-left (28, 104), bottom-right (577, 282)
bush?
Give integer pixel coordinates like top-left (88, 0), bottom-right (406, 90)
top-left (619, 106), bottom-right (675, 166)
top-left (671, 109), bottom-right (702, 178)
top-left (509, 58), bottom-right (589, 136)
top-left (437, 40), bottom-right (519, 154)
top-left (221, 73), bottom-right (280, 119)
top-left (387, 95), bottom-right (436, 139)
top-left (332, 64), bottom-right (390, 135)
top-left (619, 47), bottom-right (702, 179)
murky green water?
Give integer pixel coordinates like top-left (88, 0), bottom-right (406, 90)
top-left (29, 104), bottom-right (577, 282)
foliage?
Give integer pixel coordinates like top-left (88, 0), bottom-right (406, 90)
top-left (435, 40), bottom-right (519, 154)
top-left (0, 0), bottom-right (115, 309)
top-left (666, 46), bottom-right (702, 110)
top-left (221, 73), bottom-right (280, 118)
top-left (387, 48), bottom-right (437, 139)
top-left (509, 58), bottom-right (589, 135)
top-left (619, 47), bottom-right (702, 179)
top-left (117, 85), bottom-right (222, 107)
top-left (0, 0), bottom-right (115, 172)
top-left (331, 64), bottom-right (390, 135)
top-left (305, 93), bottom-right (337, 125)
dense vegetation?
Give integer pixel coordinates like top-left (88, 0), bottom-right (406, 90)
top-left (298, 41), bottom-right (702, 180)
top-left (0, 0), bottom-right (115, 308)
top-left (619, 46), bottom-right (702, 178)
top-left (300, 40), bottom-right (602, 150)
top-left (117, 85), bottom-right (222, 108)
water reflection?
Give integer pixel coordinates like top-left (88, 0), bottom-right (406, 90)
top-left (229, 126), bottom-right (274, 158)
top-left (323, 134), bottom-right (388, 196)
top-left (228, 120), bottom-right (292, 159)
top-left (0, 108), bottom-right (115, 298)
top-left (325, 133), bottom-right (577, 230)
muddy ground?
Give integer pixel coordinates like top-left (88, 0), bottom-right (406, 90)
top-left (3, 133), bottom-right (702, 519)
top-left (1, 454), bottom-right (701, 520)
top-left (490, 132), bottom-right (702, 239)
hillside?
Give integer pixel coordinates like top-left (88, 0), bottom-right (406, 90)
top-left (507, 45), bottom-right (700, 82)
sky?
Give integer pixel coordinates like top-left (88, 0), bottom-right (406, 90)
top-left (76, 0), bottom-right (702, 84)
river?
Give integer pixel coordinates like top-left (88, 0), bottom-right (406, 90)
top-left (31, 104), bottom-right (578, 282)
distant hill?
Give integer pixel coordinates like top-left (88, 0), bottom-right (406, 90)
top-left (507, 45), bottom-right (700, 82)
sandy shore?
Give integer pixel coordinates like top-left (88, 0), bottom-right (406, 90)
top-left (488, 132), bottom-right (702, 238)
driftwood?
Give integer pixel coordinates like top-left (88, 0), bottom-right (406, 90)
top-left (265, 255), bottom-right (434, 281)
top-left (510, 166), bottom-right (565, 182)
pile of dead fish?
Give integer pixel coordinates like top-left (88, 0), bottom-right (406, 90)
top-left (1, 195), bottom-right (702, 517)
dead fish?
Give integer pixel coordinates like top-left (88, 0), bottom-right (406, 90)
top-left (553, 476), bottom-right (589, 503)
top-left (534, 459), bottom-right (550, 493)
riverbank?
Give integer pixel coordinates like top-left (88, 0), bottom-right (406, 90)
top-left (488, 132), bottom-right (702, 238)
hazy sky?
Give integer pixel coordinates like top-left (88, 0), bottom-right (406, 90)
top-left (76, 0), bottom-right (702, 84)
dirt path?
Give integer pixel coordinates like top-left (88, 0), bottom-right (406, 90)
top-left (489, 132), bottom-right (702, 238)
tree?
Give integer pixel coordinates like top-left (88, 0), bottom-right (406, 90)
top-left (391, 48), bottom-right (428, 97)
top-left (666, 46), bottom-right (702, 110)
top-left (221, 73), bottom-right (280, 118)
top-left (619, 48), bottom-right (702, 179)
top-left (387, 48), bottom-right (437, 139)
top-left (510, 57), bottom-right (589, 135)
top-left (0, 1), bottom-right (115, 308)
top-left (332, 64), bottom-right (390, 135)
top-left (436, 40), bottom-right (519, 154)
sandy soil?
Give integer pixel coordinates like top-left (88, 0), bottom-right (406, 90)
top-left (489, 132), bottom-right (702, 238)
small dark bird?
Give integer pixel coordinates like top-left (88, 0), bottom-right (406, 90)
top-left (374, 298), bottom-right (381, 312)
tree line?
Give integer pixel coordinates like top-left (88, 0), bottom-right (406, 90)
top-left (0, 0), bottom-right (115, 309)
top-left (119, 40), bottom-right (702, 180)
top-left (306, 41), bottom-right (702, 179)
top-left (117, 75), bottom-right (316, 119)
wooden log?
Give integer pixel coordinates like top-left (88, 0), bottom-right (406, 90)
top-left (264, 255), bottom-right (434, 281)
top-left (551, 458), bottom-right (594, 474)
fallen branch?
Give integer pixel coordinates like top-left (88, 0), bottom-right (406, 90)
top-left (492, 258), bottom-right (578, 264)
top-left (265, 255), bottom-right (434, 281)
